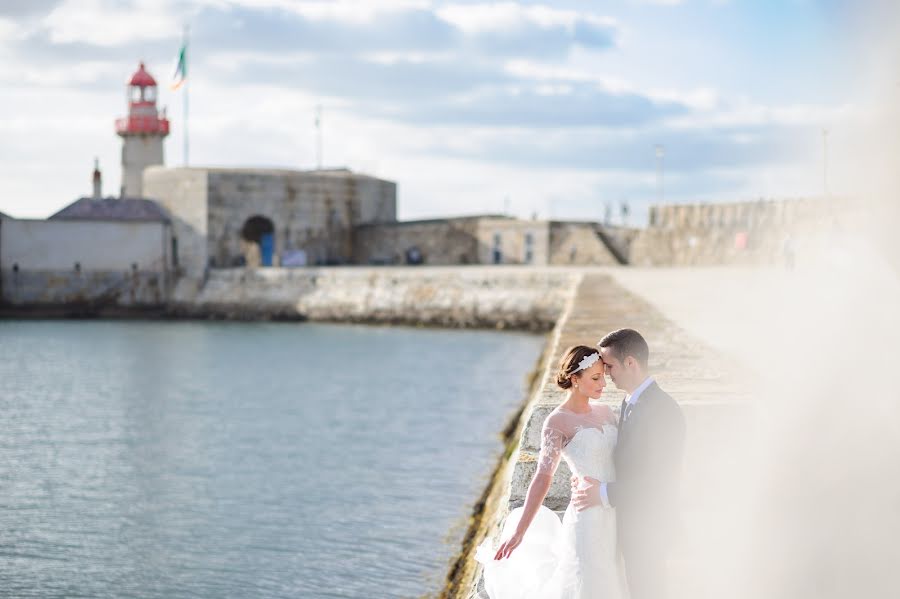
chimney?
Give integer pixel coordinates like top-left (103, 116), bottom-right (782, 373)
top-left (92, 157), bottom-right (102, 199)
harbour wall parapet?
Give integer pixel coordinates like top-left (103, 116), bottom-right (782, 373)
top-left (170, 266), bottom-right (581, 331)
top-left (630, 196), bottom-right (861, 267)
top-left (1, 270), bottom-right (169, 315)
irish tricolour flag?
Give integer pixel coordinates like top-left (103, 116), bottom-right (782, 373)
top-left (170, 42), bottom-right (187, 90)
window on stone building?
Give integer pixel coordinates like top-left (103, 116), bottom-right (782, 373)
top-left (492, 232), bottom-right (503, 264)
top-left (524, 232), bottom-right (534, 264)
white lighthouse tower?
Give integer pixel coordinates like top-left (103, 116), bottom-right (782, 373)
top-left (115, 62), bottom-right (169, 197)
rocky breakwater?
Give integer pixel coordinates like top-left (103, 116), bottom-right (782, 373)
top-left (171, 266), bottom-right (581, 331)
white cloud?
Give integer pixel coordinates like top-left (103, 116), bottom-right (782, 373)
top-left (1, 59), bottom-right (122, 87)
top-left (646, 86), bottom-right (719, 111)
top-left (362, 50), bottom-right (455, 65)
top-left (42, 0), bottom-right (186, 46)
top-left (230, 0), bottom-right (433, 23)
top-left (437, 2), bottom-right (616, 33)
top-left (664, 99), bottom-right (860, 130)
top-left (502, 59), bottom-right (719, 109)
top-left (502, 59), bottom-right (598, 82)
top-left (0, 17), bottom-right (23, 41)
top-left (632, 0), bottom-right (685, 5)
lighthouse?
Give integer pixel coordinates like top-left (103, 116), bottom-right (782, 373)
top-left (115, 62), bottom-right (169, 198)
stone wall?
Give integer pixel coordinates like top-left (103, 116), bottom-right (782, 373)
top-left (143, 167), bottom-right (208, 276)
top-left (0, 217), bottom-right (173, 309)
top-left (0, 218), bottom-right (172, 272)
top-left (548, 222), bottom-right (627, 266)
top-left (631, 197), bottom-right (854, 266)
top-left (171, 266), bottom-right (580, 331)
top-left (475, 218), bottom-right (550, 265)
top-left (336, 171), bottom-right (397, 224)
top-left (353, 218), bottom-right (483, 265)
top-left (352, 217), bottom-right (553, 266)
top-left (1, 270), bottom-right (169, 309)
top-left (352, 218), bottom-right (633, 267)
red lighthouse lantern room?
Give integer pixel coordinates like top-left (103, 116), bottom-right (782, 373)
top-left (115, 62), bottom-right (170, 136)
top-left (115, 61), bottom-right (170, 197)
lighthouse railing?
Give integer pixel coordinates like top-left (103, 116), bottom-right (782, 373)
top-left (115, 116), bottom-right (170, 136)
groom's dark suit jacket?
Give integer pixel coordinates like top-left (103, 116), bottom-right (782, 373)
top-left (609, 381), bottom-right (685, 558)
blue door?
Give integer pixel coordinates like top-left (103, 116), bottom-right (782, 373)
top-left (260, 233), bottom-right (274, 266)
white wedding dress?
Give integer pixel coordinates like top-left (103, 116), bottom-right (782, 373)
top-left (477, 404), bottom-right (628, 599)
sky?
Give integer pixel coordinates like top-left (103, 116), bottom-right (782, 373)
top-left (0, 0), bottom-right (881, 224)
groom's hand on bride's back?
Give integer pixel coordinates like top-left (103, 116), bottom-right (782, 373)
top-left (572, 476), bottom-right (603, 511)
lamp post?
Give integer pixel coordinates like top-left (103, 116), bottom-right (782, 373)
top-left (655, 144), bottom-right (666, 204)
top-left (315, 104), bottom-right (323, 170)
top-left (822, 128), bottom-right (829, 197)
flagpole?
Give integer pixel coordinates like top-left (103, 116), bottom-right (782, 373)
top-left (183, 24), bottom-right (189, 167)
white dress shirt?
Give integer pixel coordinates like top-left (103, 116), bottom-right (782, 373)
top-left (599, 376), bottom-right (655, 508)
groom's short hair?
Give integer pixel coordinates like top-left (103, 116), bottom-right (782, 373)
top-left (598, 328), bottom-right (649, 368)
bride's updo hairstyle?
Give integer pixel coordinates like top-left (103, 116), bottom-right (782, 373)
top-left (555, 345), bottom-right (599, 390)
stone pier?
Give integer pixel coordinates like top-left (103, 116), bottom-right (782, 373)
top-left (170, 266), bottom-right (581, 331)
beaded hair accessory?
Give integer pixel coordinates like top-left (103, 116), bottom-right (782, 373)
top-left (573, 352), bottom-right (600, 373)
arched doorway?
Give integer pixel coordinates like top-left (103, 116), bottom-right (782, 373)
top-left (241, 215), bottom-right (275, 267)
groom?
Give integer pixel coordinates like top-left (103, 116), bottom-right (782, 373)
top-left (572, 328), bottom-right (685, 599)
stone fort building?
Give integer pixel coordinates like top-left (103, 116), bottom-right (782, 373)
top-left (143, 166), bottom-right (397, 276)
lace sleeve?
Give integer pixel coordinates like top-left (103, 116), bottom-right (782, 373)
top-left (536, 424), bottom-right (566, 476)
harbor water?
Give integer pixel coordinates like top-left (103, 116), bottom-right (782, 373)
top-left (0, 321), bottom-right (543, 598)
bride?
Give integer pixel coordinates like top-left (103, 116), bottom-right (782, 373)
top-left (477, 345), bottom-right (628, 599)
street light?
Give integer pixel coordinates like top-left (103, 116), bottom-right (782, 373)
top-left (822, 129), bottom-right (829, 197)
top-left (655, 144), bottom-right (666, 204)
top-left (315, 104), bottom-right (323, 170)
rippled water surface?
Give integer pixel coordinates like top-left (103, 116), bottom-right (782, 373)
top-left (0, 321), bottom-right (543, 598)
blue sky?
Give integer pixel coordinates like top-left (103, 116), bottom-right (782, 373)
top-left (0, 0), bottom-right (886, 223)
